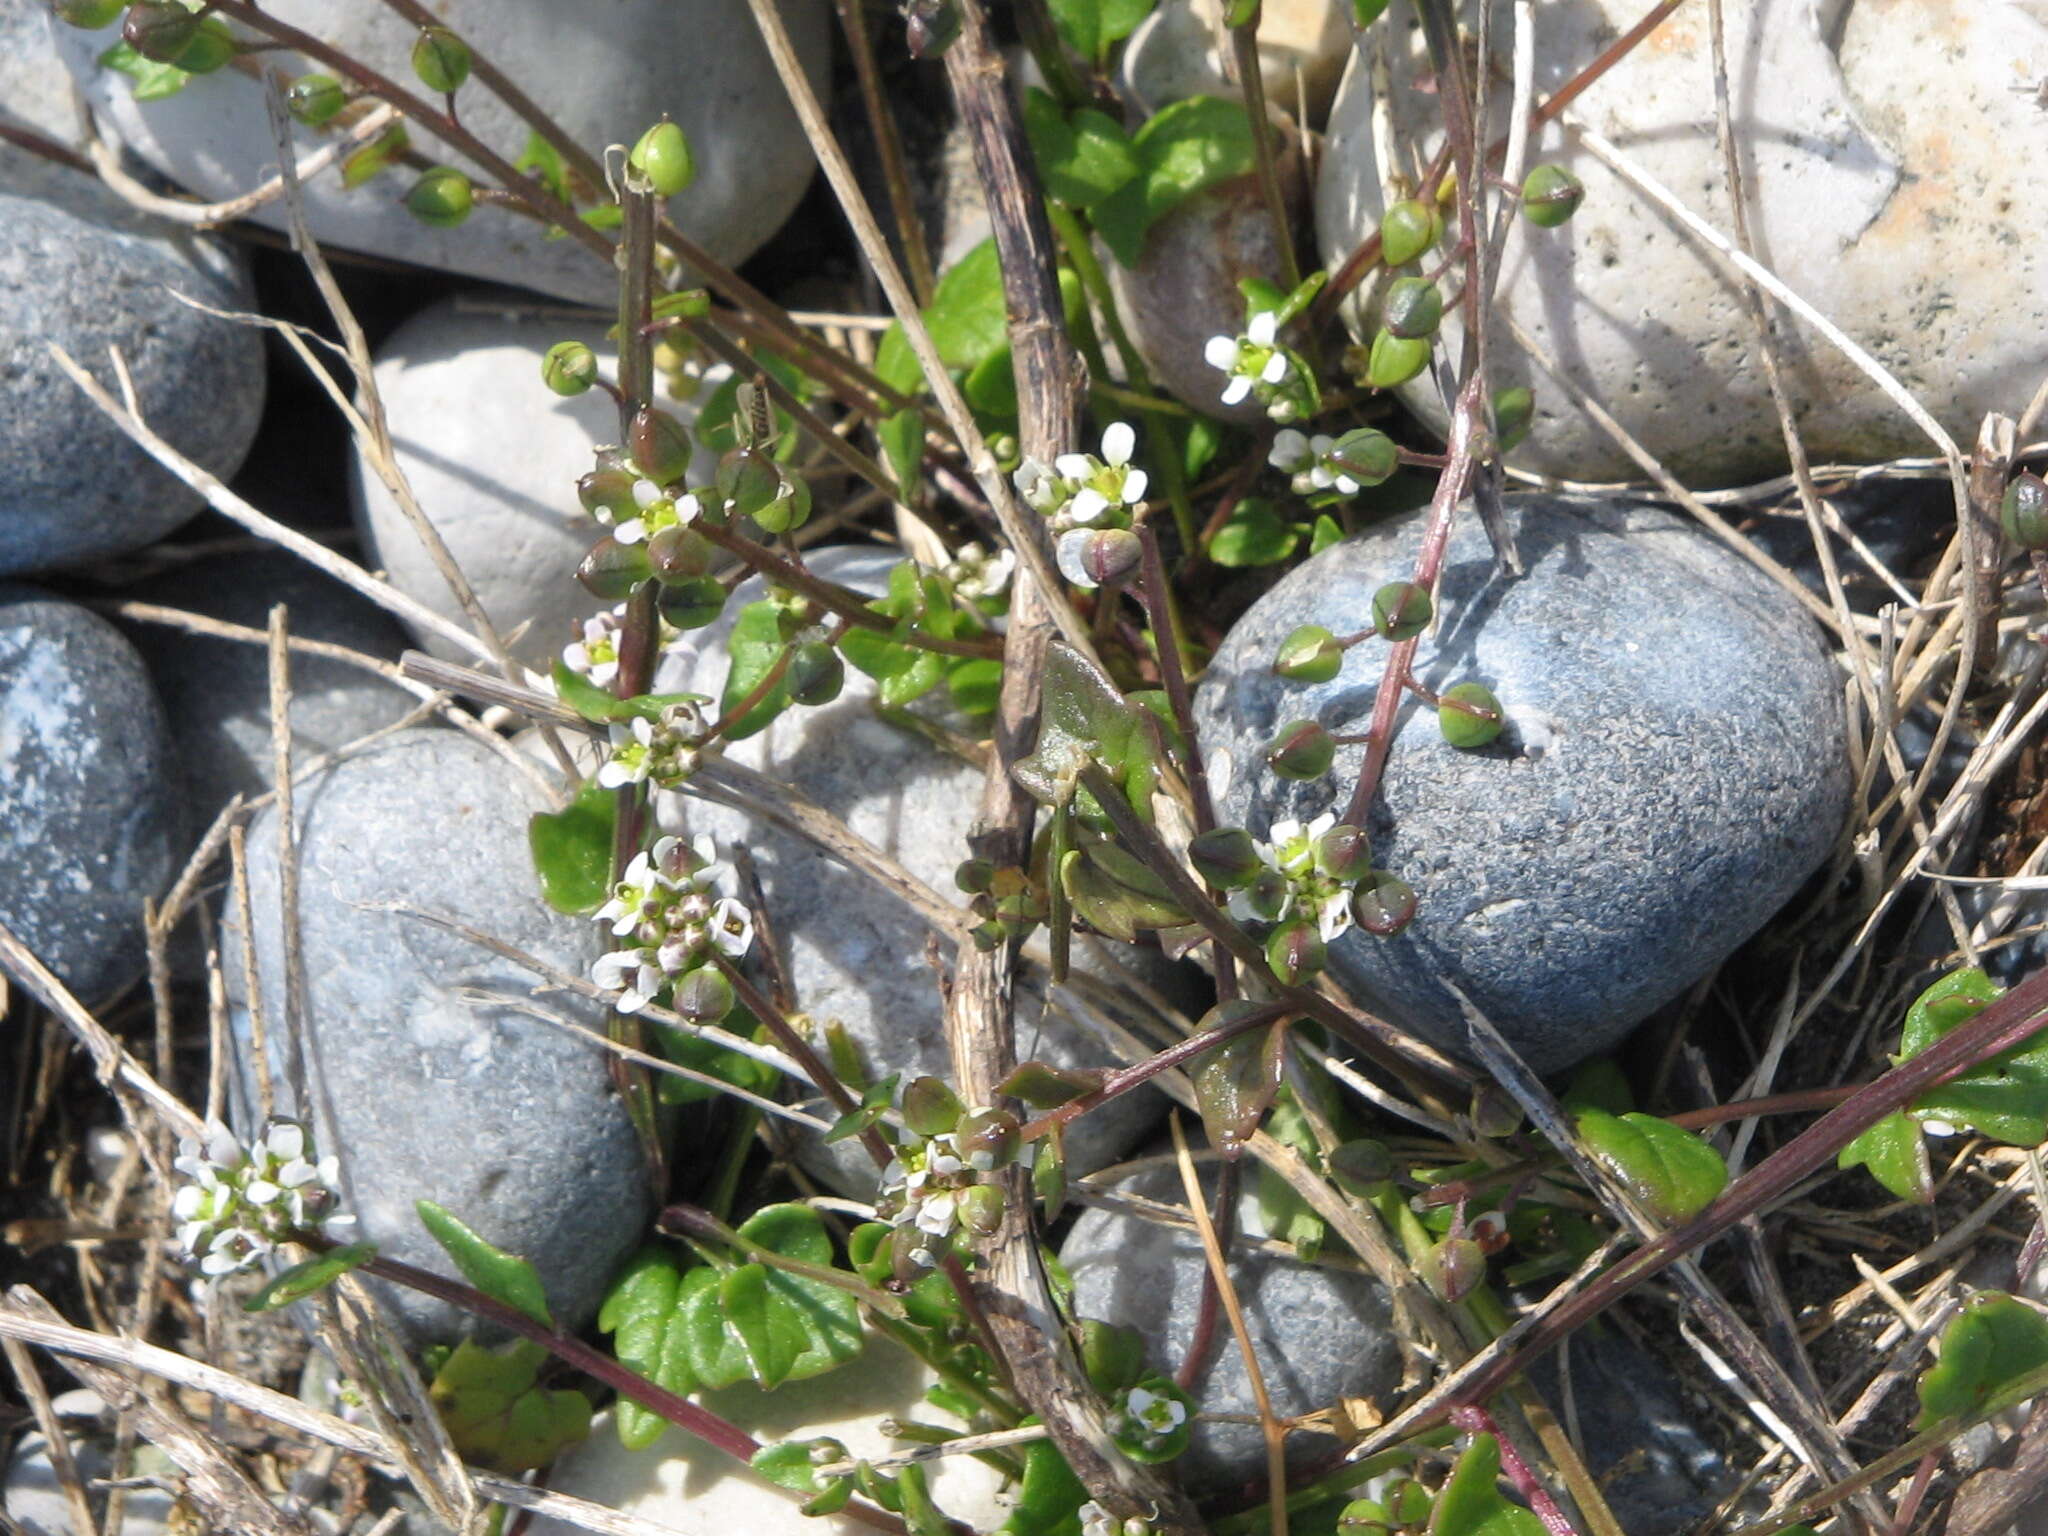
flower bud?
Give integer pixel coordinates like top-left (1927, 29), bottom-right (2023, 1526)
top-left (1521, 164), bottom-right (1585, 227)
top-left (577, 536), bottom-right (653, 599)
top-left (1325, 427), bottom-right (1399, 488)
top-left (1351, 871), bottom-right (1417, 935)
top-left (123, 2), bottom-right (197, 62)
top-left (629, 405), bottom-right (694, 485)
top-left (1364, 329), bottom-right (1431, 391)
top-left (672, 965), bottom-right (734, 1022)
top-left (1382, 276), bottom-right (1443, 340)
top-left (1420, 1234), bottom-right (1486, 1303)
top-left (956, 1182), bottom-right (1005, 1237)
top-left (954, 857), bottom-right (996, 894)
top-left (655, 576), bottom-right (727, 630)
top-left (1275, 623), bottom-right (1344, 683)
top-left (1372, 580), bottom-right (1432, 641)
top-left (52, 0), bottom-right (125, 28)
top-left (1057, 526), bottom-right (1142, 590)
top-left (1315, 822), bottom-right (1371, 882)
top-left (578, 468), bottom-right (639, 521)
top-left (1188, 826), bottom-right (1262, 889)
top-left (1266, 920), bottom-right (1325, 983)
top-left (901, 1075), bottom-right (965, 1137)
top-left (631, 120), bottom-right (696, 197)
top-left (286, 73), bottom-right (347, 126)
top-left (646, 524), bottom-right (713, 580)
top-left (957, 1107), bottom-right (1021, 1171)
top-left (1438, 681), bottom-right (1504, 748)
top-left (786, 641), bottom-right (844, 707)
top-left (1265, 718), bottom-right (1335, 781)
top-left (2005, 473), bottom-right (2048, 550)
top-left (1493, 386), bottom-right (1535, 451)
top-left (541, 340), bottom-right (598, 397)
top-left (1379, 198), bottom-right (1440, 267)
top-left (404, 167), bottom-right (473, 229)
top-left (1242, 865), bottom-right (1292, 922)
top-left (1327, 1138), bottom-right (1393, 1194)
top-left (409, 25), bottom-right (470, 92)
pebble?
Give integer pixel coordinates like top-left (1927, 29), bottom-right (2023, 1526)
top-left (1122, 0), bottom-right (1354, 127)
top-left (1191, 494), bottom-right (1851, 1073)
top-left (350, 299), bottom-right (717, 673)
top-left (0, 185), bottom-right (264, 576)
top-left (529, 1348), bottom-right (1008, 1536)
top-left (3, 1409), bottom-right (177, 1536)
top-left (650, 546), bottom-right (1173, 1198)
top-left (1316, 1), bottom-right (2048, 485)
top-left (222, 727), bottom-right (644, 1343)
top-left (1060, 1157), bottom-right (1401, 1495)
top-left (0, 585), bottom-right (180, 1003)
top-left (49, 0), bottom-right (830, 304)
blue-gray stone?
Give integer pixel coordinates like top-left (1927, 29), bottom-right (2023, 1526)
top-left (1060, 1160), bottom-right (1400, 1496)
top-left (0, 182), bottom-right (264, 575)
top-left (0, 583), bottom-right (179, 1002)
top-left (223, 728), bottom-right (643, 1343)
top-left (1191, 495), bottom-right (1851, 1073)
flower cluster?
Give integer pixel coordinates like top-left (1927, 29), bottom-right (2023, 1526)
top-left (1228, 813), bottom-right (1357, 942)
top-left (1270, 430), bottom-right (1356, 496)
top-left (591, 833), bottom-right (754, 1014)
top-left (1014, 422), bottom-right (1147, 590)
top-left (940, 541), bottom-right (1015, 608)
top-left (1078, 1505), bottom-right (1153, 1536)
top-left (597, 699), bottom-right (708, 790)
top-left (172, 1118), bottom-right (350, 1278)
top-left (874, 1130), bottom-right (977, 1268)
top-left (1204, 311), bottom-right (1310, 423)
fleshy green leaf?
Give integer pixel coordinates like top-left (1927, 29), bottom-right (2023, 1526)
top-left (528, 781), bottom-right (617, 915)
top-left (1574, 1109), bottom-right (1728, 1224)
top-left (415, 1200), bottom-right (553, 1328)
top-left (550, 658), bottom-right (705, 725)
top-left (1561, 1058), bottom-right (1634, 1117)
top-left (1024, 90), bottom-right (1140, 209)
top-left (721, 1263), bottom-right (803, 1390)
top-left (754, 1437), bottom-right (854, 1513)
top-left (1916, 1292), bottom-right (2048, 1430)
top-left (1308, 512), bottom-right (1344, 555)
top-left (1898, 969), bottom-right (2048, 1144)
top-left (429, 1338), bottom-right (591, 1473)
top-left (1209, 497), bottom-right (1299, 567)
top-left (681, 1204), bottom-right (863, 1391)
top-left (1427, 1434), bottom-right (1546, 1536)
top-left (98, 39), bottom-right (190, 100)
top-left (1193, 1007), bottom-right (1285, 1151)
top-left (925, 239), bottom-right (1010, 374)
top-left (1093, 97), bottom-right (1258, 267)
top-left (597, 1246), bottom-right (699, 1450)
top-left (1838, 1110), bottom-right (1933, 1205)
top-left (1013, 643), bottom-right (1160, 827)
top-left (948, 657), bottom-right (1004, 716)
top-left (516, 130), bottom-right (569, 204)
top-left (242, 1242), bottom-right (378, 1312)
top-left (1046, 0), bottom-right (1155, 62)
top-left (1001, 1428), bottom-right (1090, 1536)
top-left (719, 600), bottom-right (794, 741)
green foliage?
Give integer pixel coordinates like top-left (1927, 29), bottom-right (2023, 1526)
top-left (97, 38), bottom-right (191, 100)
top-left (1427, 1434), bottom-right (1545, 1536)
top-left (528, 780), bottom-right (616, 915)
top-left (1015, 643), bottom-right (1161, 829)
top-left (1561, 1058), bottom-right (1634, 1117)
top-left (719, 600), bottom-right (796, 740)
top-left (1047, 0), bottom-right (1155, 62)
top-left (340, 123), bottom-right (410, 190)
top-left (1210, 497), bottom-right (1298, 566)
top-left (242, 1242), bottom-right (378, 1312)
top-left (551, 658), bottom-right (706, 726)
top-left (1916, 1292), bottom-right (2048, 1430)
top-left (649, 1008), bottom-right (778, 1106)
top-left (1193, 1007), bottom-right (1285, 1150)
top-left (753, 1438), bottom-right (857, 1516)
top-left (429, 1339), bottom-right (591, 1473)
top-left (1093, 97), bottom-right (1258, 267)
top-left (415, 1201), bottom-right (553, 1328)
top-left (1574, 1109), bottom-right (1727, 1224)
top-left (687, 1205), bottom-right (864, 1390)
top-left (838, 561), bottom-right (986, 710)
top-left (598, 1246), bottom-right (698, 1450)
top-left (1024, 91), bottom-right (1141, 209)
top-left (1309, 512), bottom-right (1345, 554)
top-left (516, 130), bottom-right (569, 203)
top-left (1001, 1429), bottom-right (1091, 1536)
top-left (1837, 1111), bottom-right (1933, 1206)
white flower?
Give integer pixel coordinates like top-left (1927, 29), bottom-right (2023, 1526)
top-left (171, 1116), bottom-right (346, 1278)
top-left (1206, 311), bottom-right (1293, 410)
top-left (598, 717), bottom-right (658, 788)
top-left (1269, 428), bottom-right (1313, 473)
top-left (1247, 310), bottom-right (1278, 348)
top-left (591, 833), bottom-right (754, 1012)
top-left (1023, 426), bottom-right (1146, 537)
top-left (945, 543), bottom-right (1014, 604)
top-left (592, 946), bottom-right (663, 1013)
top-left (1056, 527), bottom-right (1102, 590)
top-left (707, 897), bottom-right (755, 959)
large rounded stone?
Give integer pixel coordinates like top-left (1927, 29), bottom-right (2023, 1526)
top-left (1317, 0), bottom-right (2048, 485)
top-left (350, 299), bottom-right (716, 673)
top-left (651, 547), bottom-right (1174, 1198)
top-left (223, 728), bottom-right (643, 1342)
top-left (1061, 1160), bottom-right (1400, 1495)
top-left (49, 0), bottom-right (828, 304)
top-left (0, 585), bottom-right (180, 1003)
top-left (0, 185), bottom-right (264, 574)
top-left (1191, 495), bottom-right (1851, 1073)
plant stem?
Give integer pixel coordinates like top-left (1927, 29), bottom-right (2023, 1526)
top-left (1229, 4), bottom-right (1301, 294)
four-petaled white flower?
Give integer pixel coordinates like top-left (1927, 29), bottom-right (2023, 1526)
top-left (591, 946), bottom-right (665, 1014)
top-left (590, 833), bottom-right (754, 1015)
top-left (1227, 811), bottom-right (1356, 941)
top-left (1204, 311), bottom-right (1289, 407)
top-left (877, 1129), bottom-right (978, 1262)
top-left (1012, 424), bottom-right (1148, 544)
top-left (612, 484), bottom-right (703, 547)
top-left (171, 1116), bottom-right (350, 1278)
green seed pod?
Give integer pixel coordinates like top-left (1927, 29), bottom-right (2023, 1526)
top-left (1364, 329), bottom-right (1431, 390)
top-left (2004, 472), bottom-right (2048, 550)
top-left (1382, 276), bottom-right (1443, 340)
top-left (1521, 164), bottom-right (1585, 227)
top-left (646, 524), bottom-right (713, 581)
top-left (1325, 427), bottom-right (1399, 488)
top-left (1493, 385), bottom-right (1535, 451)
top-left (655, 576), bottom-right (727, 630)
top-left (1266, 920), bottom-right (1325, 983)
top-left (630, 120), bottom-right (696, 198)
top-left (1242, 866), bottom-right (1292, 922)
top-left (747, 474), bottom-right (812, 537)
top-left (1189, 826), bottom-right (1262, 889)
top-left (901, 1075), bottom-right (966, 1137)
top-left (1351, 870), bottom-right (1417, 935)
top-left (786, 641), bottom-right (844, 707)
top-left (122, 2), bottom-right (197, 63)
top-left (410, 26), bottom-right (471, 93)
top-left (888, 1220), bottom-right (932, 1284)
top-left (671, 965), bottom-right (734, 1023)
top-left (171, 15), bottom-right (233, 73)
top-left (1274, 623), bottom-right (1344, 683)
top-left (956, 1183), bottom-right (1005, 1237)
top-left (1315, 822), bottom-right (1371, 881)
top-left (1420, 1234), bottom-right (1485, 1303)
top-left (1469, 1083), bottom-right (1525, 1139)
top-left (1265, 718), bottom-right (1335, 781)
top-left (576, 537), bottom-right (652, 600)
top-left (403, 166), bottom-right (473, 229)
top-left (1079, 1319), bottom-right (1148, 1394)
top-left (1379, 198), bottom-right (1440, 267)
top-left (541, 340), bottom-right (598, 397)
top-left (954, 857), bottom-right (996, 894)
top-left (1326, 1138), bottom-right (1393, 1194)
top-left (1337, 1499), bottom-right (1391, 1536)
top-left (52, 0), bottom-right (127, 28)
top-left (285, 73), bottom-right (348, 126)
top-left (1438, 681), bottom-right (1504, 748)
top-left (1068, 527), bottom-right (1142, 589)
top-left (1371, 580), bottom-right (1433, 641)
top-left (578, 468), bottom-right (638, 522)
top-left (956, 1107), bottom-right (1021, 1171)
top-left (629, 404), bottom-right (694, 485)
top-left (717, 448), bottom-right (783, 521)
